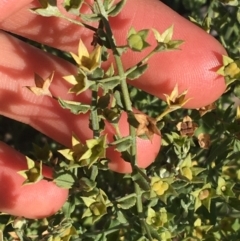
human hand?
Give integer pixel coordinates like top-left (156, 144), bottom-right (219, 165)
top-left (0, 0), bottom-right (226, 219)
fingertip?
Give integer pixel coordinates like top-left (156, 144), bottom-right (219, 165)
top-left (107, 134), bottom-right (161, 173)
top-left (106, 112), bottom-right (161, 173)
top-left (0, 142), bottom-right (68, 219)
top-left (110, 0), bottom-right (227, 108)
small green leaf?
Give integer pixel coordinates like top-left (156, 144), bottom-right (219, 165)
top-left (80, 13), bottom-right (101, 22)
top-left (152, 26), bottom-right (184, 51)
top-left (31, 0), bottom-right (60, 17)
top-left (116, 211), bottom-right (128, 223)
top-left (63, 0), bottom-right (84, 15)
top-left (180, 154), bottom-right (192, 168)
top-left (79, 177), bottom-right (97, 192)
top-left (62, 200), bottom-right (76, 217)
top-left (105, 64), bottom-right (115, 77)
top-left (137, 29), bottom-right (150, 39)
top-left (148, 224), bottom-right (161, 241)
top-left (54, 171), bottom-right (75, 189)
top-left (127, 64), bottom-right (148, 80)
top-left (153, 25), bottom-right (174, 43)
top-left (131, 166), bottom-right (150, 191)
top-left (192, 167), bottom-right (206, 176)
top-left (116, 194), bottom-right (136, 209)
top-left (113, 90), bottom-right (124, 108)
top-left (81, 197), bottom-right (96, 208)
top-left (103, 0), bottom-right (114, 11)
top-left (156, 121), bottom-right (165, 130)
top-left (99, 78), bottom-right (120, 93)
top-left (90, 165), bottom-right (99, 181)
top-left (82, 207), bottom-right (92, 218)
top-left (167, 40), bottom-right (185, 50)
top-left (91, 67), bottom-right (105, 80)
top-left (109, 136), bottom-right (133, 152)
top-left (127, 27), bottom-right (136, 37)
top-left (233, 139), bottom-right (240, 152)
top-left (58, 98), bottom-right (91, 114)
top-left (107, 0), bottom-right (127, 16)
top-left (127, 28), bottom-right (150, 52)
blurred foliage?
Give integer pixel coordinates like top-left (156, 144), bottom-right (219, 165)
top-left (1, 0), bottom-right (240, 241)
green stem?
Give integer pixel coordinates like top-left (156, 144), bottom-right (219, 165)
top-left (125, 46), bottom-right (160, 76)
top-left (94, 1), bottom-right (151, 238)
top-left (115, 55), bottom-right (133, 112)
top-left (156, 106), bottom-right (181, 122)
top-left (95, 75), bottom-right (120, 84)
top-left (91, 85), bottom-right (100, 138)
top-left (83, 223), bottom-right (129, 237)
top-left (94, 0), bottom-right (136, 162)
top-left (135, 183), bottom-right (153, 240)
top-left (94, 0), bottom-right (132, 111)
top-left (113, 123), bottom-right (122, 138)
top-left (58, 13), bottom-right (97, 32)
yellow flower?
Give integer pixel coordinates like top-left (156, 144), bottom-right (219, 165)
top-left (63, 71), bottom-right (93, 95)
top-left (58, 135), bottom-right (106, 168)
top-left (224, 62), bottom-right (240, 78)
top-left (164, 84), bottom-right (190, 108)
top-left (151, 177), bottom-right (169, 196)
top-left (70, 39), bottom-right (101, 73)
top-left (181, 166), bottom-right (193, 180)
top-left (58, 135), bottom-right (87, 163)
top-left (152, 181), bottom-right (169, 196)
top-left (18, 157), bottom-right (43, 185)
top-left (217, 55), bottom-right (240, 86)
top-left (80, 135), bottom-right (107, 168)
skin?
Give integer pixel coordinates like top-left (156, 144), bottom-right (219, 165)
top-left (0, 0), bottom-right (227, 218)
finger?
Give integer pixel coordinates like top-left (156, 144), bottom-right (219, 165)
top-left (0, 141), bottom-right (68, 219)
top-left (0, 0), bottom-right (92, 53)
top-left (0, 0), bottom-right (32, 22)
top-left (1, 0), bottom-right (227, 108)
top-left (0, 30), bottom-right (161, 173)
top-left (0, 30), bottom-right (90, 147)
top-left (106, 112), bottom-right (161, 173)
top-left (114, 0), bottom-right (227, 108)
